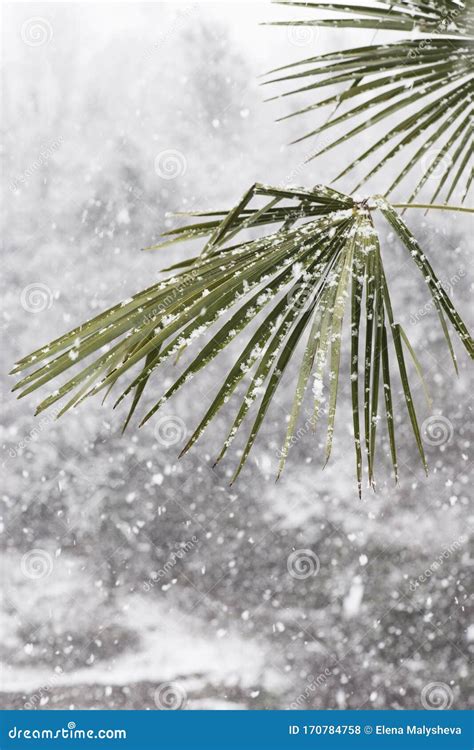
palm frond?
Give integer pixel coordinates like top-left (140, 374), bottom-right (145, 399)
top-left (12, 184), bottom-right (473, 488)
top-left (264, 0), bottom-right (474, 201)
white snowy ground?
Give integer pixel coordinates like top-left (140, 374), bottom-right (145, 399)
top-left (2, 551), bottom-right (282, 709)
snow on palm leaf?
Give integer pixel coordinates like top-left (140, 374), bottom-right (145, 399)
top-left (11, 184), bottom-right (474, 491)
top-left (264, 0), bottom-right (474, 202)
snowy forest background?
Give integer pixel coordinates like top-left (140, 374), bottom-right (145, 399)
top-left (1, 1), bottom-right (473, 710)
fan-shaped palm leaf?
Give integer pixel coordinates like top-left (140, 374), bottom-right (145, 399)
top-left (11, 184), bottom-right (473, 489)
top-left (264, 0), bottom-right (474, 201)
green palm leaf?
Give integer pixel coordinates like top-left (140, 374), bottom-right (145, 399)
top-left (12, 184), bottom-right (473, 489)
top-left (264, 0), bottom-right (474, 201)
